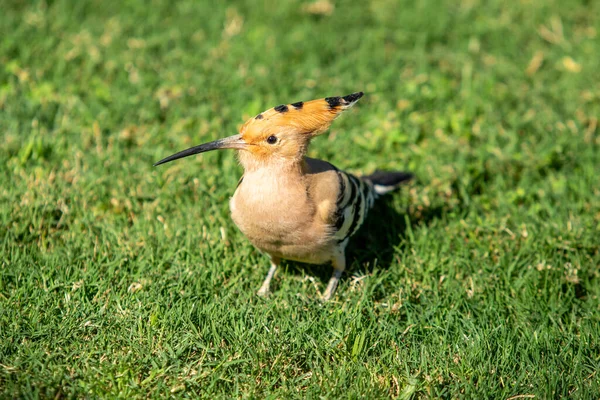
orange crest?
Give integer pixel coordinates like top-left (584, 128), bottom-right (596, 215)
top-left (240, 92), bottom-right (364, 141)
top-left (235, 92), bottom-right (364, 166)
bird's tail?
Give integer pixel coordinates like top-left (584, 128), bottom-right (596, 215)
top-left (362, 170), bottom-right (413, 196)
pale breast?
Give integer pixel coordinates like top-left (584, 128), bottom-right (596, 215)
top-left (229, 169), bottom-right (334, 263)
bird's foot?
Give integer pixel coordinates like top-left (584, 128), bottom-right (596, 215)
top-left (322, 274), bottom-right (340, 302)
top-left (257, 262), bottom-right (278, 298)
top-left (257, 286), bottom-right (270, 297)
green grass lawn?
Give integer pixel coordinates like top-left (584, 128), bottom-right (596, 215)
top-left (1, 0), bottom-right (599, 397)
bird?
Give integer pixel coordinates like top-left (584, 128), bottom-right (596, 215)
top-left (154, 92), bottom-right (412, 300)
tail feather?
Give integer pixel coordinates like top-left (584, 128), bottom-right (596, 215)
top-left (362, 170), bottom-right (413, 195)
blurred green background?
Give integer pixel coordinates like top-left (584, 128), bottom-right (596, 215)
top-left (1, 0), bottom-right (599, 397)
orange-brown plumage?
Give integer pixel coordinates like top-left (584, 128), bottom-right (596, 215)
top-left (154, 92), bottom-right (412, 300)
top-left (242, 96), bottom-right (352, 139)
top-left (237, 94), bottom-right (361, 168)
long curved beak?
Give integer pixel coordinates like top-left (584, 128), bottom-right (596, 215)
top-left (153, 134), bottom-right (246, 166)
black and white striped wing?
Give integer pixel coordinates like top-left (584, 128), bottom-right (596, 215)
top-left (331, 171), bottom-right (376, 244)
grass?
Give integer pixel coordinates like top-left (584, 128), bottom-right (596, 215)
top-left (1, 0), bottom-right (599, 397)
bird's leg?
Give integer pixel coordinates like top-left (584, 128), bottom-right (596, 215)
top-left (323, 253), bottom-right (346, 301)
top-left (257, 256), bottom-right (280, 297)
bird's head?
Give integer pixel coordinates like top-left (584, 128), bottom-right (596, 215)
top-left (154, 92), bottom-right (363, 171)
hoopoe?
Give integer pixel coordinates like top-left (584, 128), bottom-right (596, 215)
top-left (155, 92), bottom-right (412, 300)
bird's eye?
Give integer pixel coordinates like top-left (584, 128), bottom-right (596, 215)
top-left (266, 135), bottom-right (277, 144)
